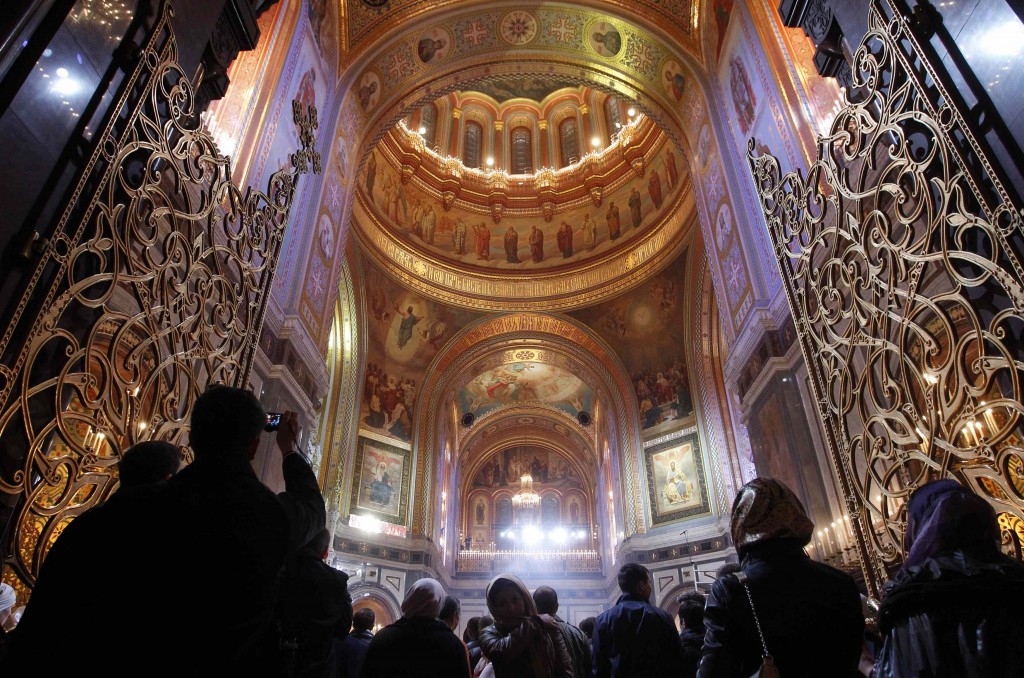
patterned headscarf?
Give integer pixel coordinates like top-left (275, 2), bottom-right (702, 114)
top-left (0, 582), bottom-right (15, 613)
top-left (731, 477), bottom-right (814, 552)
top-left (401, 578), bottom-right (445, 618)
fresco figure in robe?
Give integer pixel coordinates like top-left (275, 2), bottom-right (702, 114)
top-left (395, 305), bottom-right (422, 348)
top-left (582, 214), bottom-right (597, 251)
top-left (422, 204), bottom-right (437, 244)
top-left (529, 225), bottom-right (544, 262)
top-left (628, 187), bottom-right (642, 229)
top-left (366, 153), bottom-right (377, 197)
top-left (474, 222), bottom-right (491, 260)
top-left (369, 462), bottom-right (393, 505)
top-left (648, 168), bottom-right (664, 209)
top-left (452, 219), bottom-right (468, 254)
top-left (504, 225), bottom-right (520, 263)
top-left (557, 221), bottom-right (573, 258)
top-left (665, 149), bottom-right (679, 189)
top-left (418, 38), bottom-right (447, 63)
top-left (592, 29), bottom-right (622, 56)
top-left (662, 460), bottom-right (693, 504)
top-left (607, 202), bottom-right (621, 240)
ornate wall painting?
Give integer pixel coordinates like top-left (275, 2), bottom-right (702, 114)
top-left (416, 27), bottom-right (453, 64)
top-left (359, 259), bottom-right (481, 443)
top-left (660, 58), bottom-right (687, 103)
top-left (587, 20), bottom-right (623, 57)
top-left (712, 0), bottom-right (736, 57)
top-left (499, 10), bottom-right (539, 46)
top-left (458, 361), bottom-right (595, 420)
top-left (569, 249), bottom-right (694, 433)
top-left (644, 433), bottom-right (711, 525)
top-left (351, 436), bottom-right (412, 525)
top-left (357, 69), bottom-right (382, 113)
top-left (359, 142), bottom-right (687, 271)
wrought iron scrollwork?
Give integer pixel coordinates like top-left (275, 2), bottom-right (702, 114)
top-left (750, 0), bottom-right (1024, 595)
top-left (0, 0), bottom-right (319, 593)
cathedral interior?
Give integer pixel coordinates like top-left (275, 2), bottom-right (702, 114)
top-left (2, 0), bottom-right (1024, 630)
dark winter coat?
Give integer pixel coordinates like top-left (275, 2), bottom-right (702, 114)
top-left (333, 629), bottom-right (373, 678)
top-left (479, 617), bottom-right (573, 678)
top-left (678, 624), bottom-right (705, 678)
top-left (552, 615), bottom-right (591, 678)
top-left (591, 592), bottom-right (684, 677)
top-left (359, 616), bottom-right (471, 678)
top-left (699, 542), bottom-right (863, 677)
top-left (872, 550), bottom-right (1024, 677)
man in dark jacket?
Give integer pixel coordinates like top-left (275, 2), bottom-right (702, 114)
top-left (700, 478), bottom-right (863, 677)
top-left (676, 591), bottom-right (705, 678)
top-left (334, 607), bottom-right (374, 678)
top-left (592, 563), bottom-right (684, 677)
top-left (273, 527), bottom-right (352, 677)
top-left (6, 386), bottom-right (325, 676)
top-left (534, 585), bottom-right (592, 678)
top-left (873, 479), bottom-right (1024, 677)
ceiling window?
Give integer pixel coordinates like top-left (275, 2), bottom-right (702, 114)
top-left (559, 117), bottom-right (580, 167)
top-left (511, 126), bottom-right (532, 174)
top-left (463, 120), bottom-right (483, 168)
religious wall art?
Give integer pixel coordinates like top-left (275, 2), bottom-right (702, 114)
top-left (469, 76), bottom-right (578, 103)
top-left (359, 260), bottom-right (481, 443)
top-left (459, 361), bottom-right (594, 420)
top-left (416, 27), bottom-right (453, 64)
top-left (358, 142), bottom-right (686, 271)
top-left (306, 0), bottom-right (329, 57)
top-left (351, 436), bottom-right (412, 525)
top-left (714, 202), bottom-right (733, 252)
top-left (569, 249), bottom-right (695, 433)
top-left (729, 56), bottom-right (756, 135)
top-left (499, 10), bottom-right (539, 45)
top-left (470, 448), bottom-right (584, 493)
top-left (317, 213), bottom-right (334, 260)
top-left (644, 433), bottom-right (711, 525)
top-left (713, 0), bottom-right (736, 56)
top-left (588, 20), bottom-right (622, 57)
top-left (660, 58), bottom-right (686, 102)
top-left (357, 69), bottom-right (382, 112)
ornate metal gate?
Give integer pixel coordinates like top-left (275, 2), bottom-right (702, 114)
top-left (0, 1), bottom-right (319, 593)
top-left (750, 0), bottom-right (1024, 596)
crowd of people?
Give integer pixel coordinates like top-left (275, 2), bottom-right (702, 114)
top-left (1, 386), bottom-right (1023, 677)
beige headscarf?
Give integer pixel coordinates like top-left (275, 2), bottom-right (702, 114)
top-left (731, 477), bottom-right (814, 552)
top-left (401, 577), bottom-right (445, 618)
top-left (485, 574), bottom-right (538, 629)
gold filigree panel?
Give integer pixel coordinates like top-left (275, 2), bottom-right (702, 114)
top-left (0, 1), bottom-right (319, 589)
top-left (749, 0), bottom-right (1024, 595)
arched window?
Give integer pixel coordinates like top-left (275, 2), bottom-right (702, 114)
top-left (463, 120), bottom-right (483, 169)
top-left (510, 126), bottom-right (532, 174)
top-left (541, 496), bottom-right (560, 524)
top-left (604, 95), bottom-right (622, 134)
top-left (420, 103), bottom-right (437, 148)
top-left (559, 117), bottom-right (580, 167)
top-left (496, 497), bottom-right (513, 526)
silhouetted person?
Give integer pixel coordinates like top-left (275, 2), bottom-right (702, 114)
top-left (117, 440), bottom-right (181, 488)
top-left (592, 563), bottom-right (683, 677)
top-left (360, 578), bottom-right (471, 678)
top-left (464, 616), bottom-right (483, 669)
top-left (577, 617), bottom-right (595, 640)
top-left (714, 562), bottom-right (741, 580)
top-left (700, 477), bottom-right (862, 677)
top-left (271, 527), bottom-right (352, 677)
top-left (6, 386), bottom-right (325, 676)
top-left (334, 607), bottom-right (374, 678)
top-left (873, 479), bottom-right (1024, 677)
top-left (439, 595), bottom-right (462, 632)
top-left (676, 591), bottom-right (705, 678)
top-left (532, 585), bottom-right (591, 678)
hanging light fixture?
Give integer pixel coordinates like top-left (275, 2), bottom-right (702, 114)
top-left (511, 438), bottom-right (540, 509)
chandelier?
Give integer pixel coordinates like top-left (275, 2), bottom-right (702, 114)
top-left (512, 473), bottom-right (541, 509)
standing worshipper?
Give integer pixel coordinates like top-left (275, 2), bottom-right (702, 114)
top-left (873, 479), bottom-right (1024, 677)
top-left (117, 440), bottom-right (181, 488)
top-left (592, 563), bottom-right (683, 677)
top-left (532, 586), bottom-right (591, 678)
top-left (676, 591), bottom-right (705, 678)
top-left (700, 477), bottom-right (863, 677)
top-left (334, 608), bottom-right (375, 678)
top-left (479, 574), bottom-right (572, 678)
top-left (359, 578), bottom-right (470, 678)
top-left (6, 387), bottom-right (325, 676)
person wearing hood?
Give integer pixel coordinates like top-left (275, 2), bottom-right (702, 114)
top-left (699, 477), bottom-right (863, 677)
top-left (872, 479), bottom-right (1024, 677)
top-left (478, 574), bottom-right (572, 678)
top-left (358, 578), bottom-right (471, 678)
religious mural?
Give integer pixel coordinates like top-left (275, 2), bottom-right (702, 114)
top-left (471, 447), bottom-right (584, 490)
top-left (459, 361), bottom-right (594, 420)
top-left (468, 76), bottom-right (578, 103)
top-left (351, 436), bottom-right (411, 525)
top-left (569, 250), bottom-right (694, 432)
top-left (644, 434), bottom-right (711, 525)
top-left (359, 141), bottom-right (686, 271)
top-left (359, 261), bottom-right (481, 442)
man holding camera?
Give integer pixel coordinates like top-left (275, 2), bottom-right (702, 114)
top-left (6, 386), bottom-right (325, 676)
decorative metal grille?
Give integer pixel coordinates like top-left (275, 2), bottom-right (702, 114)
top-left (750, 0), bottom-right (1024, 595)
top-left (0, 0), bottom-right (320, 592)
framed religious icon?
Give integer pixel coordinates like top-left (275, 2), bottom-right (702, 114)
top-left (351, 436), bottom-right (412, 525)
top-left (644, 432), bottom-right (712, 525)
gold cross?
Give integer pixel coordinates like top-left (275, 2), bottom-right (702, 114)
top-left (291, 100), bottom-right (322, 176)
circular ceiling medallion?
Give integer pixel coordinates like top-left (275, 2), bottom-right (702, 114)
top-left (499, 11), bottom-right (539, 46)
top-left (587, 20), bottom-right (622, 58)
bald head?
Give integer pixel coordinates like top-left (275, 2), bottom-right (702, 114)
top-left (532, 585), bottom-right (559, 615)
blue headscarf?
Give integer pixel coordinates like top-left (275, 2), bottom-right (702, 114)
top-left (903, 479), bottom-right (1000, 569)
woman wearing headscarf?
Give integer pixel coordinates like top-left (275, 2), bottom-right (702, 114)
top-left (700, 478), bottom-right (863, 677)
top-left (478, 574), bottom-right (572, 678)
top-left (872, 479), bottom-right (1024, 677)
top-left (358, 578), bottom-right (471, 678)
